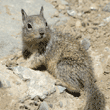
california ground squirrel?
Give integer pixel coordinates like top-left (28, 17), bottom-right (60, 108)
top-left (20, 6), bottom-right (105, 110)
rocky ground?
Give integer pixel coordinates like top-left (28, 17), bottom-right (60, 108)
top-left (0, 0), bottom-right (110, 110)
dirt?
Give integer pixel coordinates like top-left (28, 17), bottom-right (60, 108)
top-left (0, 0), bottom-right (110, 110)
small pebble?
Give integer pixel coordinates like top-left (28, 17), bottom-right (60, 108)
top-left (24, 105), bottom-right (28, 109)
top-left (48, 104), bottom-right (53, 108)
top-left (75, 20), bottom-right (82, 28)
top-left (83, 7), bottom-right (91, 13)
top-left (87, 28), bottom-right (94, 34)
top-left (92, 21), bottom-right (100, 25)
top-left (80, 28), bottom-right (86, 32)
top-left (52, 11), bottom-right (59, 17)
top-left (78, 0), bottom-right (83, 4)
top-left (106, 106), bottom-right (110, 110)
top-left (59, 101), bottom-right (63, 108)
top-left (57, 86), bottom-right (66, 93)
top-left (67, 10), bottom-right (77, 17)
top-left (16, 81), bottom-right (21, 85)
top-left (77, 12), bottom-right (83, 17)
top-left (19, 105), bottom-right (25, 109)
top-left (52, 1), bottom-right (58, 7)
top-left (34, 101), bottom-right (38, 106)
top-left (60, 0), bottom-right (68, 5)
top-left (90, 4), bottom-right (98, 11)
top-left (82, 22), bottom-right (86, 27)
top-left (81, 38), bottom-right (90, 51)
top-left (104, 47), bottom-right (110, 52)
top-left (39, 101), bottom-right (49, 110)
top-left (103, 16), bottom-right (110, 22)
top-left (58, 4), bottom-right (65, 10)
top-left (103, 2), bottom-right (110, 12)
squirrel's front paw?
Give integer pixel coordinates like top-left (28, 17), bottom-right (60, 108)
top-left (20, 60), bottom-right (36, 69)
top-left (24, 63), bottom-right (35, 69)
top-left (55, 79), bottom-right (67, 87)
top-left (2, 56), bottom-right (18, 67)
top-left (1, 51), bottom-right (22, 67)
top-left (6, 59), bottom-right (18, 67)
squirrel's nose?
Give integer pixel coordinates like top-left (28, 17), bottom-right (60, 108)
top-left (39, 28), bottom-right (45, 36)
top-left (40, 32), bottom-right (44, 36)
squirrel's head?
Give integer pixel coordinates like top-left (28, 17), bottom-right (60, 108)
top-left (21, 6), bottom-right (49, 41)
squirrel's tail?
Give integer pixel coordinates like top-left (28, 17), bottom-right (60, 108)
top-left (84, 84), bottom-right (105, 110)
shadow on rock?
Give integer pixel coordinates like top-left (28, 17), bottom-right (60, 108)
top-left (0, 81), bottom-right (3, 88)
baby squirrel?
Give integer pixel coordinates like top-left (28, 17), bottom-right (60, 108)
top-left (21, 6), bottom-right (105, 110)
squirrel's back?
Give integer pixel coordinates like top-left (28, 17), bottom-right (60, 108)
top-left (44, 31), bottom-right (105, 110)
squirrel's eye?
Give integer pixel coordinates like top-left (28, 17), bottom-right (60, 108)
top-left (45, 22), bottom-right (48, 26)
top-left (27, 23), bottom-right (32, 29)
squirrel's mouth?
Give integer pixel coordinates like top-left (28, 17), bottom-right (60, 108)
top-left (40, 35), bottom-right (43, 38)
top-left (37, 35), bottom-right (44, 39)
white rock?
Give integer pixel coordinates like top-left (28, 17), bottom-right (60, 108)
top-left (57, 86), bottom-right (66, 93)
top-left (60, 0), bottom-right (68, 5)
top-left (12, 66), bottom-right (56, 100)
top-left (103, 2), bottom-right (110, 12)
top-left (90, 4), bottom-right (98, 11)
top-left (0, 74), bottom-right (11, 88)
top-left (103, 16), bottom-right (110, 22)
top-left (81, 38), bottom-right (90, 51)
top-left (39, 101), bottom-right (49, 110)
top-left (67, 10), bottom-right (77, 17)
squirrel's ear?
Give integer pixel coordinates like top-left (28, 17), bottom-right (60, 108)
top-left (21, 9), bottom-right (27, 23)
top-left (40, 6), bottom-right (44, 17)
